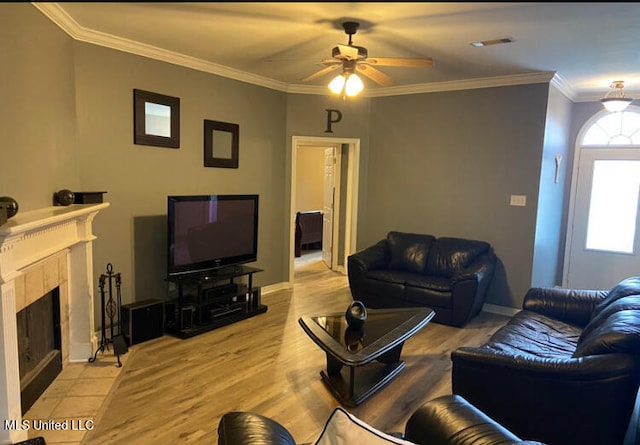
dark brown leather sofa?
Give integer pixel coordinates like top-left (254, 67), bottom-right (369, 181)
top-left (451, 276), bottom-right (640, 445)
top-left (347, 231), bottom-right (496, 327)
top-left (217, 394), bottom-right (544, 444)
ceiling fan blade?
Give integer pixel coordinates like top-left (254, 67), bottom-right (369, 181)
top-left (366, 57), bottom-right (434, 68)
top-left (320, 58), bottom-right (342, 66)
top-left (356, 65), bottom-right (395, 87)
top-left (301, 64), bottom-right (341, 82)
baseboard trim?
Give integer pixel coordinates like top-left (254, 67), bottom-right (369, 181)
top-left (482, 303), bottom-right (519, 317)
top-left (261, 282), bottom-right (292, 295)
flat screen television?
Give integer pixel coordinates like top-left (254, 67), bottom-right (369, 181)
top-left (167, 194), bottom-right (259, 278)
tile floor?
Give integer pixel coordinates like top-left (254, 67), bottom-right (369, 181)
top-left (22, 350), bottom-right (128, 445)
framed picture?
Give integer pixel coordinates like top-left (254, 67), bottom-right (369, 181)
top-left (133, 89), bottom-right (180, 148)
top-left (204, 119), bottom-right (239, 168)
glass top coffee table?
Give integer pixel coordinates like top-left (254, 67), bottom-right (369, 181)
top-left (298, 307), bottom-right (434, 407)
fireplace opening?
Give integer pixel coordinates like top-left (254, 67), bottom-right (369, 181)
top-left (17, 287), bottom-right (62, 415)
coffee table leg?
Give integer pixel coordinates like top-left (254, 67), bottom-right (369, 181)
top-left (326, 352), bottom-right (343, 376)
top-left (376, 342), bottom-right (404, 364)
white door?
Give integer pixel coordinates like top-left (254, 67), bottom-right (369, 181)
top-left (565, 148), bottom-right (640, 289)
top-left (322, 147), bottom-right (335, 268)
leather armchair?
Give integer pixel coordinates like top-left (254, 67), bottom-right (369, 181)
top-left (218, 411), bottom-right (296, 445)
top-left (217, 395), bottom-right (544, 445)
top-left (451, 277), bottom-right (640, 445)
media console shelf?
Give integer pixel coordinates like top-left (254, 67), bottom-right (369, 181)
top-left (165, 265), bottom-right (266, 339)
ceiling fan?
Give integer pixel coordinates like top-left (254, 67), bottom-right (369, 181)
top-left (302, 21), bottom-right (434, 88)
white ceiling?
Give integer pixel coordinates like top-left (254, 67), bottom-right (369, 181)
top-left (34, 2), bottom-right (640, 101)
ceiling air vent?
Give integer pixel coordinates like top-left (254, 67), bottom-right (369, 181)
top-left (470, 37), bottom-right (515, 48)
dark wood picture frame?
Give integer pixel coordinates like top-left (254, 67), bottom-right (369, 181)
top-left (204, 119), bottom-right (239, 168)
top-left (133, 89), bottom-right (180, 148)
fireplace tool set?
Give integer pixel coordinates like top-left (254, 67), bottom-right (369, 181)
top-left (89, 263), bottom-right (128, 367)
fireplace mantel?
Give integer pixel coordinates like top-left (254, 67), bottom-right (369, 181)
top-left (0, 203), bottom-right (108, 444)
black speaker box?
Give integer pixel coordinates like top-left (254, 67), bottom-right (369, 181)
top-left (121, 299), bottom-right (164, 345)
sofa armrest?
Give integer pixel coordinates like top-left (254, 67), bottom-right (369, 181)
top-left (348, 239), bottom-right (389, 272)
top-left (404, 394), bottom-right (540, 445)
top-left (218, 412), bottom-right (297, 445)
top-left (347, 240), bottom-right (389, 303)
top-left (523, 287), bottom-right (607, 327)
top-left (452, 251), bottom-right (496, 284)
top-left (452, 347), bottom-right (640, 445)
top-left (448, 252), bottom-right (496, 327)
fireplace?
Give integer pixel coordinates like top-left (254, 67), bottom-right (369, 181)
top-left (17, 287), bottom-right (62, 415)
top-left (0, 203), bottom-right (108, 444)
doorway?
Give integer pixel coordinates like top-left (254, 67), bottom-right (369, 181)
top-left (289, 136), bottom-right (360, 283)
top-left (563, 106), bottom-right (640, 289)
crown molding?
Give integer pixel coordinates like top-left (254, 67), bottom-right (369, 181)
top-left (32, 2), bottom-right (290, 92)
top-left (550, 73), bottom-right (577, 101)
top-left (363, 71), bottom-right (556, 97)
top-left (285, 71), bottom-right (557, 97)
top-left (33, 2), bottom-right (557, 98)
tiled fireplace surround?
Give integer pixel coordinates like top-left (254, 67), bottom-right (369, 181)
top-left (0, 203), bottom-right (108, 444)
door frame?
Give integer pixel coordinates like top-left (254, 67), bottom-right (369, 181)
top-left (562, 106), bottom-right (640, 288)
top-left (289, 136), bottom-right (360, 283)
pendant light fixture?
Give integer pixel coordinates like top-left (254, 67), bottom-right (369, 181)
top-left (600, 81), bottom-right (633, 112)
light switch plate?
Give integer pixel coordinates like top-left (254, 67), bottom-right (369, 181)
top-left (510, 195), bottom-right (527, 206)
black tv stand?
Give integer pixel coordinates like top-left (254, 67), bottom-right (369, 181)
top-left (165, 265), bottom-right (267, 339)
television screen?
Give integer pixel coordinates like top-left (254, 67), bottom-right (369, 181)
top-left (167, 194), bottom-right (258, 277)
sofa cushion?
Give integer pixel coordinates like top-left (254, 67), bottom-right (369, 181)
top-left (365, 269), bottom-right (410, 285)
top-left (590, 276), bottom-right (640, 321)
top-left (573, 310), bottom-right (640, 358)
top-left (405, 275), bottom-right (452, 292)
top-left (314, 407), bottom-right (417, 445)
top-left (404, 285), bottom-right (453, 309)
top-left (483, 311), bottom-right (581, 359)
top-left (426, 237), bottom-right (490, 277)
top-left (386, 231), bottom-right (435, 274)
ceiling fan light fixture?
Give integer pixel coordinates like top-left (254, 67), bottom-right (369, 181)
top-left (601, 81), bottom-right (633, 112)
top-left (328, 74), bottom-right (346, 94)
top-left (345, 73), bottom-right (364, 96)
top-left (328, 72), bottom-right (364, 97)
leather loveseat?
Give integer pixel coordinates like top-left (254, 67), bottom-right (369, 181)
top-left (347, 231), bottom-right (496, 327)
top-left (217, 394), bottom-right (544, 444)
top-left (451, 276), bottom-right (640, 445)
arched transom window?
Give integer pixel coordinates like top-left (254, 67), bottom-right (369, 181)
top-left (581, 108), bottom-right (640, 145)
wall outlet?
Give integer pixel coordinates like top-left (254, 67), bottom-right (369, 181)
top-left (510, 195), bottom-right (527, 206)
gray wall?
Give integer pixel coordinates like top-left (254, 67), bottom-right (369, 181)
top-left (73, 43), bottom-right (288, 321)
top-left (0, 4), bottom-right (80, 209)
top-left (364, 85), bottom-right (550, 307)
top-left (570, 102), bottom-right (607, 145)
top-left (531, 83), bottom-right (573, 287)
top-left (3, 5), bottom-right (288, 325)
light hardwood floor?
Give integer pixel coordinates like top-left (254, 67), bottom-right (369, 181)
top-left (81, 252), bottom-right (510, 444)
